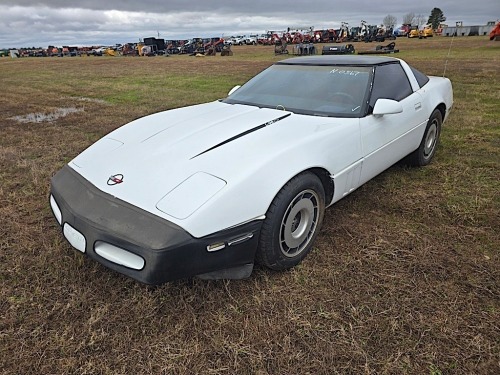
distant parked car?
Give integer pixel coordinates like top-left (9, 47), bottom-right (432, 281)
top-left (227, 36), bottom-right (245, 45)
top-left (50, 56), bottom-right (453, 285)
top-left (244, 35), bottom-right (258, 45)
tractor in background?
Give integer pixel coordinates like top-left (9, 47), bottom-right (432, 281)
top-left (408, 26), bottom-right (421, 38)
top-left (489, 22), bottom-right (500, 40)
top-left (179, 38), bottom-right (204, 55)
top-left (420, 24), bottom-right (434, 38)
top-left (203, 37), bottom-right (225, 55)
top-left (313, 29), bottom-right (337, 43)
top-left (220, 44), bottom-right (233, 56)
top-left (408, 24), bottom-right (433, 39)
top-left (336, 22), bottom-right (352, 42)
top-left (274, 37), bottom-right (289, 55)
top-left (121, 43), bottom-right (138, 56)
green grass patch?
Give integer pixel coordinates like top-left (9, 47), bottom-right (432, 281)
top-left (0, 37), bottom-right (498, 375)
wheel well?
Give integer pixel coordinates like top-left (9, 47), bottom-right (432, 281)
top-left (436, 103), bottom-right (446, 119)
top-left (308, 168), bottom-right (335, 204)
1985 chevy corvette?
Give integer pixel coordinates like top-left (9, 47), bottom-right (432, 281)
top-left (50, 56), bottom-right (453, 284)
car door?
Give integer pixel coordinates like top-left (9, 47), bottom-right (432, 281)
top-left (358, 62), bottom-right (428, 185)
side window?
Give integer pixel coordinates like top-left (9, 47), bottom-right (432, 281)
top-left (410, 66), bottom-right (430, 88)
top-left (369, 63), bottom-right (413, 111)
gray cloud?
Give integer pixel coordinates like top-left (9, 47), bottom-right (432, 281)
top-left (1, 1), bottom-right (498, 48)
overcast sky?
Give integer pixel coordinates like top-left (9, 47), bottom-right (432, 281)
top-left (1, 0), bottom-right (498, 48)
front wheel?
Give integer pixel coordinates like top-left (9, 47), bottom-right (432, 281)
top-left (406, 109), bottom-right (442, 166)
top-left (257, 172), bottom-right (325, 270)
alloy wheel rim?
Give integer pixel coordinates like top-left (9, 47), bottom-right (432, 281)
top-left (424, 121), bottom-right (438, 159)
top-left (279, 189), bottom-right (319, 258)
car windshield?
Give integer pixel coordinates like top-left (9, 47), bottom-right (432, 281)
top-left (223, 64), bottom-right (372, 117)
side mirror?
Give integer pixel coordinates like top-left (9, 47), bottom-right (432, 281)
top-left (228, 85), bottom-right (241, 96)
top-left (373, 99), bottom-right (403, 116)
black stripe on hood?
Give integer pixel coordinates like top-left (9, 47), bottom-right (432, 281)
top-left (190, 113), bottom-right (291, 159)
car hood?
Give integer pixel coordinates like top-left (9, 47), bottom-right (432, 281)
top-left (70, 101), bottom-right (356, 233)
top-left (72, 101), bottom-right (291, 186)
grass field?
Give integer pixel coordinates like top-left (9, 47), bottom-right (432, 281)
top-left (1, 37), bottom-right (499, 374)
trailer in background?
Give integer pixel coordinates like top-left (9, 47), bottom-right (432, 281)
top-left (442, 22), bottom-right (495, 37)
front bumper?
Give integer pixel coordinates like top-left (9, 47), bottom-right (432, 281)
top-left (50, 166), bottom-right (262, 285)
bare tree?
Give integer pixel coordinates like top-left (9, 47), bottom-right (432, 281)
top-left (402, 12), bottom-right (416, 25)
top-left (383, 14), bottom-right (397, 28)
top-left (415, 14), bottom-right (426, 27)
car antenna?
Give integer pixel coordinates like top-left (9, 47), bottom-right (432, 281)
top-left (443, 26), bottom-right (456, 77)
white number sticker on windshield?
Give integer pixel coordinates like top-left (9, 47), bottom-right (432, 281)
top-left (329, 69), bottom-right (362, 76)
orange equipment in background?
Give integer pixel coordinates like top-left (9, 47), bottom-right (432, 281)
top-left (490, 22), bottom-right (500, 40)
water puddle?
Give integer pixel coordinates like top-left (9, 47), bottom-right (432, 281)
top-left (71, 96), bottom-right (108, 105)
top-left (8, 107), bottom-right (84, 124)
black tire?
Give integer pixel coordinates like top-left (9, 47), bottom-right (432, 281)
top-left (257, 172), bottom-right (325, 270)
top-left (406, 109), bottom-right (442, 166)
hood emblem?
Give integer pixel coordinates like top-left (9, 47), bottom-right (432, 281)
top-left (107, 174), bottom-right (124, 185)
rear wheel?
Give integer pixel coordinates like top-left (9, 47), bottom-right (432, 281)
top-left (257, 172), bottom-right (325, 270)
top-left (406, 109), bottom-right (442, 166)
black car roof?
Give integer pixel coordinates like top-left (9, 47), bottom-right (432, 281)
top-left (276, 55), bottom-right (398, 66)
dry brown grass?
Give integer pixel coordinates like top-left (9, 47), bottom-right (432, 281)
top-left (1, 37), bottom-right (499, 374)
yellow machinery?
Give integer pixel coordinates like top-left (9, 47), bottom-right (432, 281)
top-left (421, 24), bottom-right (434, 37)
top-left (408, 26), bottom-right (420, 38)
top-left (104, 48), bottom-right (116, 56)
top-left (408, 25), bottom-right (433, 39)
top-left (137, 43), bottom-right (144, 56)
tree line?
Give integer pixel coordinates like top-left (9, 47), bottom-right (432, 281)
top-left (382, 8), bottom-right (446, 29)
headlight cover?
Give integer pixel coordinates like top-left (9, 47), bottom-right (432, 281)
top-left (156, 172), bottom-right (226, 219)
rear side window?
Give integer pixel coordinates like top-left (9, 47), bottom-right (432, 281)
top-left (369, 63), bottom-right (413, 111)
top-left (410, 66), bottom-right (430, 88)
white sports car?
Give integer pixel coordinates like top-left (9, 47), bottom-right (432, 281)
top-left (50, 56), bottom-right (453, 284)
